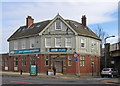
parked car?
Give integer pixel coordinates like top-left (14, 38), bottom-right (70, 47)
top-left (101, 68), bottom-right (118, 78)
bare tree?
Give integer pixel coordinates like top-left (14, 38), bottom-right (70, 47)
top-left (95, 24), bottom-right (109, 47)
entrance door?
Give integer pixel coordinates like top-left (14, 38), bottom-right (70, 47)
top-left (54, 61), bottom-right (62, 73)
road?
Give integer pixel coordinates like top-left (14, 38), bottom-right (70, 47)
top-left (1, 76), bottom-right (120, 86)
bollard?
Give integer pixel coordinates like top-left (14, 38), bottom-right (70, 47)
top-left (46, 70), bottom-right (48, 75)
top-left (20, 69), bottom-right (23, 75)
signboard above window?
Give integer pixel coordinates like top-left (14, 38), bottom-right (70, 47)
top-left (50, 48), bottom-right (67, 52)
top-left (10, 48), bottom-right (40, 55)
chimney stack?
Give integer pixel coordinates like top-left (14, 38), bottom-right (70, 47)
top-left (26, 16), bottom-right (34, 27)
top-left (81, 15), bottom-right (86, 27)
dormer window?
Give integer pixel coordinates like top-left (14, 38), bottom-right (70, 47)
top-left (55, 20), bottom-right (62, 30)
top-left (36, 24), bottom-right (41, 27)
top-left (74, 24), bottom-right (78, 28)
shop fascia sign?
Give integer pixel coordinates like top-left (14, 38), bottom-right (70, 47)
top-left (50, 48), bottom-right (67, 52)
top-left (10, 48), bottom-right (40, 55)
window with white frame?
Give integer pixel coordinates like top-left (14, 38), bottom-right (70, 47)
top-left (65, 37), bottom-right (72, 48)
top-left (81, 38), bottom-right (86, 48)
top-left (14, 57), bottom-right (18, 67)
top-left (30, 38), bottom-right (35, 48)
top-left (91, 40), bottom-right (95, 49)
top-left (21, 39), bottom-right (26, 49)
top-left (55, 20), bottom-right (62, 30)
top-left (68, 55), bottom-right (72, 66)
top-left (22, 56), bottom-right (26, 66)
top-left (45, 37), bottom-right (51, 48)
top-left (55, 37), bottom-right (62, 47)
top-left (80, 56), bottom-right (85, 67)
top-left (14, 40), bottom-right (18, 50)
top-left (45, 56), bottom-right (49, 66)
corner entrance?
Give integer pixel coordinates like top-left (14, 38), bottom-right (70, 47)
top-left (54, 61), bottom-right (63, 73)
top-left (51, 55), bottom-right (65, 73)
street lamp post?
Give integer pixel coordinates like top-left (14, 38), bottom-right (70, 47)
top-left (104, 36), bottom-right (115, 68)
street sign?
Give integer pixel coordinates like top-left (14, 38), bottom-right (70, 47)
top-left (30, 65), bottom-right (37, 76)
top-left (74, 53), bottom-right (78, 58)
top-left (74, 58), bottom-right (78, 61)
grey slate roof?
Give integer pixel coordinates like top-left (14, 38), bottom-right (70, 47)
top-left (7, 19), bottom-right (101, 41)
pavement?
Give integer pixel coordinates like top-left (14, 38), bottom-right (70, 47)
top-left (1, 71), bottom-right (120, 85)
top-left (1, 71), bottom-right (100, 79)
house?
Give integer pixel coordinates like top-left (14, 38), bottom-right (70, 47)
top-left (7, 14), bottom-right (101, 75)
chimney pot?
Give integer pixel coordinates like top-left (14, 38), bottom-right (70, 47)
top-left (26, 16), bottom-right (34, 27)
top-left (81, 15), bottom-right (86, 27)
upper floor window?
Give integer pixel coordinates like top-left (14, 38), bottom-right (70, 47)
top-left (14, 40), bottom-right (18, 50)
top-left (65, 37), bottom-right (72, 48)
top-left (45, 37), bottom-right (51, 48)
top-left (55, 20), bottom-right (62, 30)
top-left (91, 40), bottom-right (95, 49)
top-left (21, 39), bottom-right (26, 49)
top-left (55, 37), bottom-right (62, 47)
top-left (81, 38), bottom-right (86, 48)
top-left (30, 38), bottom-right (35, 48)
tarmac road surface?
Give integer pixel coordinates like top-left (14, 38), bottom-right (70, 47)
top-left (1, 76), bottom-right (120, 86)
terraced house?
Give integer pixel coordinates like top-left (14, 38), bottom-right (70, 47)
top-left (7, 14), bottom-right (101, 75)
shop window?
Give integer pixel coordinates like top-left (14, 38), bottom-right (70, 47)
top-left (0, 57), bottom-right (4, 66)
top-left (22, 56), bottom-right (26, 66)
top-left (55, 20), bottom-right (62, 30)
top-left (14, 40), bottom-right (18, 50)
top-left (14, 57), bottom-right (18, 66)
top-left (5, 57), bottom-right (9, 66)
top-left (68, 55), bottom-right (72, 66)
top-left (65, 37), bottom-right (72, 48)
top-left (80, 56), bottom-right (85, 67)
top-left (55, 37), bottom-right (62, 47)
top-left (21, 39), bottom-right (26, 49)
top-left (81, 38), bottom-right (86, 48)
top-left (45, 56), bottom-right (49, 66)
top-left (45, 37), bottom-right (51, 48)
top-left (30, 56), bottom-right (35, 65)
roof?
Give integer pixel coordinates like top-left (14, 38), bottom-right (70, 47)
top-left (8, 20), bottom-right (51, 41)
top-left (7, 19), bottom-right (101, 41)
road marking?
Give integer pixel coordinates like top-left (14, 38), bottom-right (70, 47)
top-left (9, 81), bottom-right (33, 84)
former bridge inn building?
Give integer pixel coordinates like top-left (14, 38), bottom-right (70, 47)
top-left (6, 14), bottom-right (101, 75)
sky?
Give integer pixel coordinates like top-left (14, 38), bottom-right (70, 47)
top-left (0, 0), bottom-right (119, 53)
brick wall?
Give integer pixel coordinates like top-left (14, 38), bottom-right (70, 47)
top-left (2, 54), bottom-right (100, 75)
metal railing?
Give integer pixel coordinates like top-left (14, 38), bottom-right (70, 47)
top-left (110, 42), bottom-right (120, 51)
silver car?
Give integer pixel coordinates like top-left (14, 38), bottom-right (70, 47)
top-left (101, 68), bottom-right (118, 78)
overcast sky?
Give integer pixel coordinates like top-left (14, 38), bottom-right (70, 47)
top-left (0, 0), bottom-right (119, 53)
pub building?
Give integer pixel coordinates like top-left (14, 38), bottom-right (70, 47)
top-left (7, 14), bottom-right (101, 75)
